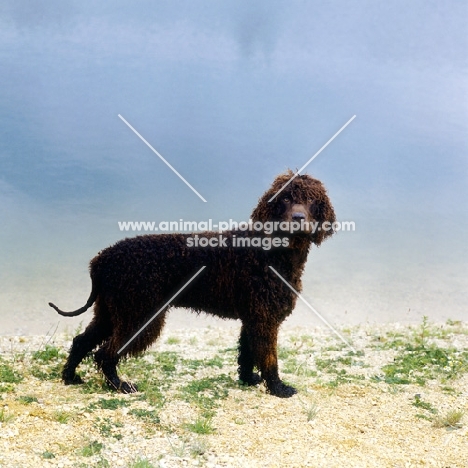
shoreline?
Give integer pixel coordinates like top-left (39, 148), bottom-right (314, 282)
top-left (1, 321), bottom-right (467, 467)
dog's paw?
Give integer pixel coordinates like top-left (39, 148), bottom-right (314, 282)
top-left (239, 372), bottom-right (262, 386)
top-left (267, 381), bottom-right (297, 398)
top-left (63, 374), bottom-right (84, 385)
top-left (119, 381), bottom-right (138, 394)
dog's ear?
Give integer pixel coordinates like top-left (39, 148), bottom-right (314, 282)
top-left (251, 171), bottom-right (295, 223)
top-left (311, 194), bottom-right (336, 246)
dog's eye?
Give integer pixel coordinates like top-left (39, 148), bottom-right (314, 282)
top-left (283, 197), bottom-right (291, 203)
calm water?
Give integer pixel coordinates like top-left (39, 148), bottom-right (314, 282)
top-left (1, 2), bottom-right (467, 334)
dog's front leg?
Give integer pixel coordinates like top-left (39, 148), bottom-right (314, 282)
top-left (240, 322), bottom-right (297, 398)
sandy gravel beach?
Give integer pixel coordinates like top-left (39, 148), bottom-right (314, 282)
top-left (0, 321), bottom-right (467, 468)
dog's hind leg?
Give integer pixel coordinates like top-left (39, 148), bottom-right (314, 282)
top-left (94, 343), bottom-right (135, 393)
top-left (241, 321), bottom-right (297, 398)
top-left (95, 310), bottom-right (167, 394)
top-left (63, 314), bottom-right (111, 385)
top-left (237, 324), bottom-right (261, 386)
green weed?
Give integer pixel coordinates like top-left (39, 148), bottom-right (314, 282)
top-left (304, 402), bottom-right (319, 421)
top-left (31, 362), bottom-right (62, 381)
top-left (129, 458), bottom-right (156, 468)
top-left (185, 416), bottom-right (215, 434)
top-left (95, 417), bottom-right (123, 439)
top-left (180, 374), bottom-right (234, 416)
top-left (181, 355), bottom-right (224, 371)
top-left (282, 356), bottom-right (317, 377)
top-left (166, 337), bottom-right (181, 345)
top-left (32, 345), bottom-right (64, 362)
top-left (79, 440), bottom-right (103, 457)
top-left (88, 397), bottom-right (129, 411)
top-left (0, 362), bottom-right (22, 383)
top-left (433, 410), bottom-right (464, 429)
top-left (412, 395), bottom-right (437, 414)
top-left (129, 408), bottom-right (160, 424)
top-left (0, 407), bottom-right (14, 423)
top-left (53, 410), bottom-right (72, 424)
top-left (155, 351), bottom-right (179, 374)
top-left (378, 345), bottom-right (468, 385)
top-left (17, 395), bottom-right (39, 404)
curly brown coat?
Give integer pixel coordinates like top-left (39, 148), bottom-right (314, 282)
top-left (49, 170), bottom-right (336, 397)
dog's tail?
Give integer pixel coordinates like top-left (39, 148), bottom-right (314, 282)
top-left (49, 283), bottom-right (98, 317)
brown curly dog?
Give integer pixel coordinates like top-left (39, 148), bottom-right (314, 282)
top-left (49, 170), bottom-right (336, 397)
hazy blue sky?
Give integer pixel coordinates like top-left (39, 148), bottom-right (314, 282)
top-left (0, 1), bottom-right (467, 333)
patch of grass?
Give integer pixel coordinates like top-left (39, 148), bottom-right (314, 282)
top-left (412, 395), bottom-right (437, 414)
top-left (0, 383), bottom-right (15, 393)
top-left (185, 416), bottom-right (215, 434)
top-left (315, 356), bottom-right (345, 371)
top-left (96, 458), bottom-right (111, 468)
top-left (75, 456), bottom-right (110, 467)
top-left (181, 355), bottom-right (224, 371)
top-left (130, 458), bottom-right (156, 468)
top-left (120, 352), bottom-right (179, 383)
top-left (429, 320), bottom-right (468, 339)
top-left (180, 374), bottom-right (235, 416)
top-left (304, 402), bottom-right (319, 421)
top-left (166, 336), bottom-right (181, 345)
top-left (77, 358), bottom-right (108, 393)
top-left (0, 407), bottom-right (14, 423)
top-left (441, 386), bottom-right (458, 395)
top-left (432, 410), bottom-right (464, 429)
top-left (282, 356), bottom-right (317, 377)
top-left (372, 335), bottom-right (408, 350)
top-left (53, 410), bottom-right (72, 424)
top-left (378, 345), bottom-right (468, 386)
top-left (30, 362), bottom-right (62, 381)
top-left (88, 397), bottom-right (129, 411)
top-left (371, 318), bottom-right (468, 386)
top-left (129, 408), bottom-right (160, 424)
top-left (95, 417), bottom-right (123, 439)
top-left (321, 343), bottom-right (348, 352)
top-left (41, 451), bottom-right (55, 459)
top-left (323, 372), bottom-right (366, 388)
top-left (278, 346), bottom-right (298, 360)
top-left (446, 319), bottom-right (462, 326)
top-left (415, 413), bottom-right (433, 421)
top-left (80, 376), bottom-right (109, 394)
top-left (155, 351), bottom-right (179, 374)
top-left (32, 345), bottom-right (64, 362)
top-left (0, 362), bottom-right (22, 383)
top-left (287, 334), bottom-right (315, 351)
top-left (135, 379), bottom-right (166, 407)
top-left (315, 355), bottom-right (365, 372)
top-left (414, 315), bottom-right (431, 347)
top-left (206, 338), bottom-right (221, 346)
top-left (205, 355), bottom-right (225, 368)
top-left (371, 374), bottom-right (410, 385)
top-left (79, 440), bottom-right (104, 457)
top-left (17, 395), bottom-right (39, 404)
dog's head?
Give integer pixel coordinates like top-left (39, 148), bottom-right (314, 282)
top-left (251, 170), bottom-right (336, 246)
